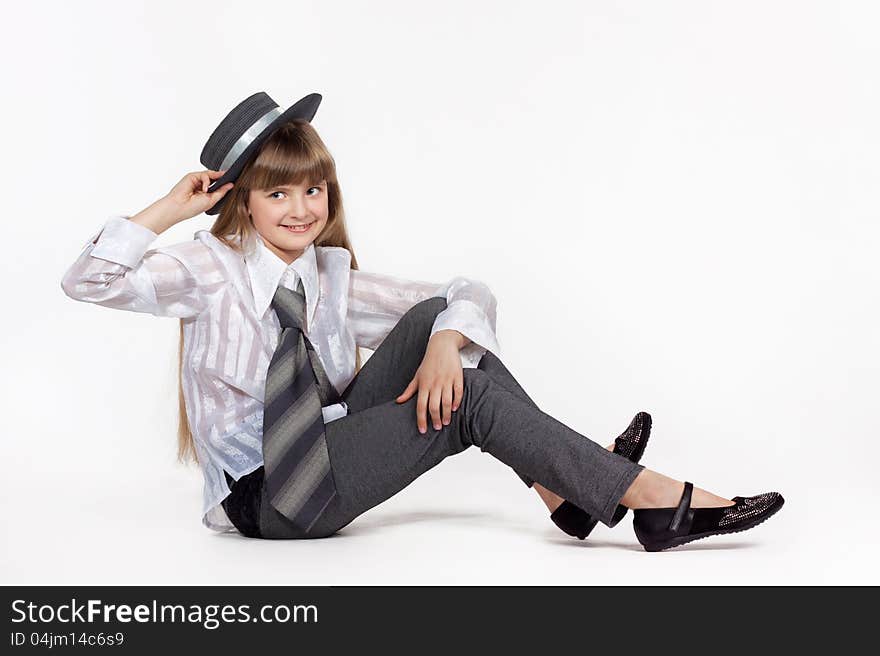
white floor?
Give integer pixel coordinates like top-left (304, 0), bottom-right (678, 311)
top-left (4, 450), bottom-right (875, 586)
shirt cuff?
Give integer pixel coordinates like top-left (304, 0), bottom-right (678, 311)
top-left (90, 215), bottom-right (160, 269)
top-left (458, 342), bottom-right (488, 369)
top-left (430, 299), bottom-right (501, 368)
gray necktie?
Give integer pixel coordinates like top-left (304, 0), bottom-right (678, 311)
top-left (262, 277), bottom-right (339, 534)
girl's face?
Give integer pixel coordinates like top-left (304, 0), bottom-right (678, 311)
top-left (247, 180), bottom-right (330, 264)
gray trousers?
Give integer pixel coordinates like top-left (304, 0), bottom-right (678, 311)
top-left (256, 297), bottom-right (645, 539)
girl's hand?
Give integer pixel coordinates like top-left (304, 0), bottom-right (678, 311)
top-left (163, 169), bottom-right (235, 221)
top-left (395, 331), bottom-right (465, 435)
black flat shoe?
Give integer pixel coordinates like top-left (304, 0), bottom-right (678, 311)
top-left (550, 411), bottom-right (652, 539)
top-left (632, 481), bottom-right (785, 552)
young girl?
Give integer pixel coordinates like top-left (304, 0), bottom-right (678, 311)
top-left (61, 91), bottom-right (784, 551)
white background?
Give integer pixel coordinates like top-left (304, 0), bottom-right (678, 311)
top-left (2, 1), bottom-right (877, 584)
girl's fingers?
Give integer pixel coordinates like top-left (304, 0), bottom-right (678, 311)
top-left (192, 170), bottom-right (221, 192)
top-left (188, 172), bottom-right (203, 192)
top-left (396, 378), bottom-right (415, 402)
top-left (441, 383), bottom-right (453, 425)
top-left (430, 385), bottom-right (442, 430)
top-left (209, 182), bottom-right (234, 200)
top-left (416, 385), bottom-right (429, 434)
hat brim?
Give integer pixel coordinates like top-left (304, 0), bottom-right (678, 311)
top-left (204, 92), bottom-right (322, 215)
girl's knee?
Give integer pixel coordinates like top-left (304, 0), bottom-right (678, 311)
top-left (462, 366), bottom-right (488, 384)
top-left (454, 368), bottom-right (493, 449)
top-left (460, 367), bottom-right (492, 405)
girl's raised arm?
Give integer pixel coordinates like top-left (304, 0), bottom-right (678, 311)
top-left (61, 215), bottom-right (228, 319)
top-left (346, 268), bottom-right (501, 367)
top-left (60, 170), bottom-right (235, 320)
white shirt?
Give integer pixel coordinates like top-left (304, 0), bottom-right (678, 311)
top-left (61, 215), bottom-right (501, 532)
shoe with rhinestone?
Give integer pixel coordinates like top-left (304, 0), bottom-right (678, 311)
top-left (550, 411), bottom-right (652, 539)
top-left (632, 481), bottom-right (785, 552)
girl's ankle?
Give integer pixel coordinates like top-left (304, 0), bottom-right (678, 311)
top-left (622, 470), bottom-right (684, 509)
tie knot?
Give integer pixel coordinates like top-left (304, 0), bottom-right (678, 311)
top-left (271, 278), bottom-right (306, 330)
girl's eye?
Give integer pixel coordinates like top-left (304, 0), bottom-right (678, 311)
top-left (269, 186), bottom-right (321, 199)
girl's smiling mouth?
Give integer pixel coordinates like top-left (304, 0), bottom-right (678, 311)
top-left (280, 221), bottom-right (315, 233)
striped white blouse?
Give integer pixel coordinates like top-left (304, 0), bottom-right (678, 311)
top-left (60, 215), bottom-right (501, 532)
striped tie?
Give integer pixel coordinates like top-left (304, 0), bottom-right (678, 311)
top-left (262, 277), bottom-right (339, 534)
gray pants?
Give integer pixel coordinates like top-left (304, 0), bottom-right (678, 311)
top-left (257, 297), bottom-right (644, 539)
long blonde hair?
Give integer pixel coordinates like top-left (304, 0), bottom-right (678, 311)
top-left (176, 118), bottom-right (362, 465)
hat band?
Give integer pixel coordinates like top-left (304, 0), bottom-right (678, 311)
top-left (219, 106), bottom-right (285, 171)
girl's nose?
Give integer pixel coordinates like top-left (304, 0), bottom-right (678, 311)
top-left (286, 196), bottom-right (309, 219)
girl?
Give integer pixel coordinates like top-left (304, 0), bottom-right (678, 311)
top-left (61, 91), bottom-right (784, 551)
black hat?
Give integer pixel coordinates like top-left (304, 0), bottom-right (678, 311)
top-left (199, 91), bottom-right (322, 215)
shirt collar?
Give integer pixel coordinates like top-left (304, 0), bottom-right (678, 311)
top-left (243, 231), bottom-right (319, 327)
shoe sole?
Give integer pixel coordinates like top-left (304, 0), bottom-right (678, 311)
top-left (640, 496), bottom-right (785, 552)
